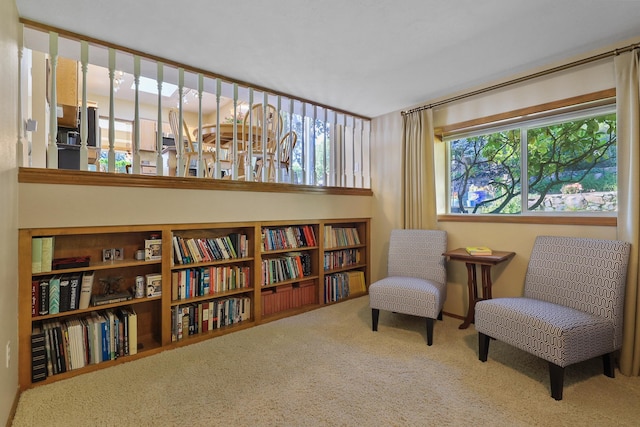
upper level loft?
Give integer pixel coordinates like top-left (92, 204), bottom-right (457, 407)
top-left (17, 22), bottom-right (372, 194)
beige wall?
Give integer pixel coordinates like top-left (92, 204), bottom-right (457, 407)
top-left (369, 51), bottom-right (625, 318)
top-left (17, 184), bottom-right (372, 228)
top-left (0, 0), bottom-right (19, 423)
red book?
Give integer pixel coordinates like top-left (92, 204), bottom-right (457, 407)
top-left (32, 279), bottom-right (40, 316)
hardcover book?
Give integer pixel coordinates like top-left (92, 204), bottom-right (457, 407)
top-left (31, 279), bottom-right (39, 317)
top-left (91, 292), bottom-right (132, 306)
top-left (58, 275), bottom-right (71, 312)
top-left (127, 307), bottom-right (138, 355)
top-left (78, 271), bottom-right (95, 310)
top-left (38, 278), bottom-right (50, 316)
top-left (31, 237), bottom-right (43, 274)
top-left (465, 246), bottom-right (493, 256)
top-left (31, 325), bottom-right (47, 383)
top-left (68, 273), bottom-right (82, 311)
top-left (52, 256), bottom-right (91, 270)
top-left (48, 275), bottom-right (61, 315)
top-left (40, 236), bottom-right (55, 273)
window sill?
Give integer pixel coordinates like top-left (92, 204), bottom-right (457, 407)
top-left (438, 214), bottom-right (616, 226)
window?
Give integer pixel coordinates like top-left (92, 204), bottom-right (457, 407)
top-left (99, 117), bottom-right (133, 173)
top-left (447, 105), bottom-right (617, 215)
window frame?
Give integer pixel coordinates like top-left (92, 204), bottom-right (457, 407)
top-left (441, 91), bottom-right (617, 219)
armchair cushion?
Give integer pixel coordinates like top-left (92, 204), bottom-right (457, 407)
top-left (369, 276), bottom-right (445, 319)
top-left (475, 297), bottom-right (615, 367)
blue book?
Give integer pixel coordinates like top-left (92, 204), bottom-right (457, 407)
top-left (97, 314), bottom-right (109, 362)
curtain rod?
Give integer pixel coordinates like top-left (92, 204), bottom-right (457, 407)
top-left (401, 42), bottom-right (640, 116)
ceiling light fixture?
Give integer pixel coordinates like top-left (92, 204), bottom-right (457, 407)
top-left (113, 70), bottom-right (124, 92)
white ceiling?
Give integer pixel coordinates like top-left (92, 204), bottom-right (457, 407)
top-left (15, 0), bottom-right (640, 118)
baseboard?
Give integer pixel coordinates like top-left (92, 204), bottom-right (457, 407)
top-left (442, 311), bottom-right (464, 321)
top-left (5, 388), bottom-right (20, 427)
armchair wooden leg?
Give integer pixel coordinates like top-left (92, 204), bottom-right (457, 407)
top-left (371, 308), bottom-right (379, 332)
top-left (437, 310), bottom-right (443, 321)
top-left (426, 317), bottom-right (434, 346)
top-left (548, 362), bottom-right (565, 400)
top-left (603, 352), bottom-right (616, 378)
top-left (478, 332), bottom-right (490, 362)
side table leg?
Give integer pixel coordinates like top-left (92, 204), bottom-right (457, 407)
top-left (459, 262), bottom-right (477, 329)
top-left (481, 265), bottom-right (493, 299)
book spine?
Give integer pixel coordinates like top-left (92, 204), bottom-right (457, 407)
top-left (128, 309), bottom-right (138, 355)
top-left (31, 279), bottom-right (39, 317)
top-left (38, 279), bottom-right (49, 316)
top-left (31, 237), bottom-right (43, 274)
top-left (58, 276), bottom-right (71, 312)
top-left (68, 275), bottom-right (80, 311)
top-left (41, 236), bottom-right (54, 273)
top-left (31, 327), bottom-right (48, 383)
top-left (172, 235), bottom-right (184, 265)
top-left (44, 323), bottom-right (56, 375)
top-left (49, 277), bottom-right (60, 315)
top-left (78, 272), bottom-right (94, 310)
top-left (100, 316), bottom-right (109, 362)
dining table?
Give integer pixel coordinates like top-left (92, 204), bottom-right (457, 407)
top-left (194, 123), bottom-right (278, 181)
top-left (196, 123), bottom-right (276, 149)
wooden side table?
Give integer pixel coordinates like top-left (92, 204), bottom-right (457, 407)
top-left (442, 248), bottom-right (515, 329)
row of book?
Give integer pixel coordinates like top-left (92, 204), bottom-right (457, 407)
top-left (171, 297), bottom-right (251, 342)
top-left (323, 248), bottom-right (362, 271)
top-left (324, 270), bottom-right (366, 304)
top-left (261, 252), bottom-right (312, 286)
top-left (31, 236), bottom-right (55, 273)
top-left (261, 225), bottom-right (317, 251)
top-left (323, 226), bottom-right (361, 249)
top-left (32, 271), bottom-right (95, 317)
top-left (31, 307), bottom-right (137, 382)
top-left (261, 281), bottom-right (317, 316)
top-left (170, 266), bottom-right (251, 301)
top-left (172, 233), bottom-right (248, 265)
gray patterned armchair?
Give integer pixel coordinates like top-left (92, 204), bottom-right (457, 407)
top-left (475, 235), bottom-right (631, 400)
top-left (369, 229), bottom-right (447, 346)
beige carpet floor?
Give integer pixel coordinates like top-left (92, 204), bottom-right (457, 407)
top-left (12, 296), bottom-right (640, 426)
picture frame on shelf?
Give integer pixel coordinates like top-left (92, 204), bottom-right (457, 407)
top-left (145, 239), bottom-right (162, 261)
top-left (102, 248), bottom-right (113, 262)
top-left (146, 273), bottom-right (162, 297)
top-left (113, 247), bottom-right (124, 260)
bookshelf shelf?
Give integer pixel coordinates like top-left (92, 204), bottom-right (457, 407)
top-left (261, 246), bottom-right (319, 254)
top-left (31, 259), bottom-right (163, 277)
top-left (170, 256), bottom-right (254, 270)
top-left (170, 287), bottom-right (253, 307)
top-left (324, 263), bottom-right (367, 275)
top-left (18, 218), bottom-right (369, 390)
top-left (260, 274), bottom-right (320, 290)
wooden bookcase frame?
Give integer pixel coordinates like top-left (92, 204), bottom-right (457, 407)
top-left (18, 218), bottom-right (370, 390)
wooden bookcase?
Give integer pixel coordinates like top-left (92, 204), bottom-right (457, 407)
top-left (18, 218), bottom-right (370, 390)
top-left (320, 220), bottom-right (369, 304)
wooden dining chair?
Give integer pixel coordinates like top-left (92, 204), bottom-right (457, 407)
top-left (259, 131), bottom-right (298, 182)
top-left (239, 103), bottom-right (282, 181)
top-left (169, 109), bottom-right (222, 178)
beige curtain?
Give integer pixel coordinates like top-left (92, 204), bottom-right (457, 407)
top-left (401, 108), bottom-right (437, 229)
top-left (616, 49), bottom-right (640, 376)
